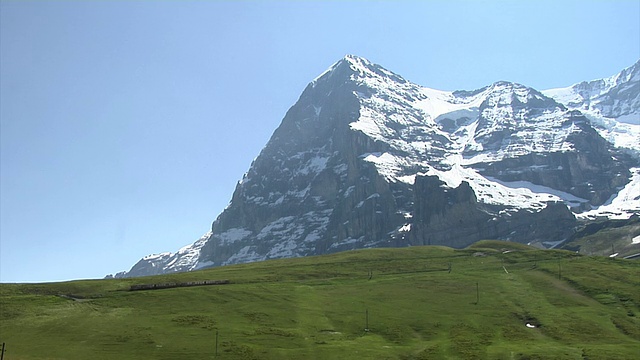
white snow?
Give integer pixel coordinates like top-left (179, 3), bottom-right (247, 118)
top-left (542, 86), bottom-right (583, 106)
top-left (342, 57), bottom-right (637, 218)
top-left (251, 210), bottom-right (332, 257)
top-left (169, 231), bottom-right (212, 271)
top-left (192, 261), bottom-right (214, 270)
top-left (329, 236), bottom-right (362, 250)
top-left (543, 61), bottom-right (640, 153)
top-left (345, 63), bottom-right (593, 210)
top-left (355, 193), bottom-right (381, 208)
top-left (361, 152), bottom-right (405, 182)
top-left (632, 235), bottom-right (640, 245)
top-left (223, 246), bottom-right (263, 265)
top-left (266, 239), bottom-right (298, 258)
top-left (542, 240), bottom-right (565, 249)
top-left (142, 252), bottom-right (172, 261)
top-left (423, 163), bottom-right (573, 210)
top-left (218, 228), bottom-right (252, 245)
top-left (581, 113), bottom-right (640, 152)
top-left (139, 231), bottom-right (213, 273)
top-left (577, 167), bottom-right (640, 220)
top-left (299, 155), bottom-right (329, 175)
top-left (343, 185), bottom-right (355, 198)
top-left (303, 231), bottom-right (322, 243)
top-left (333, 163), bottom-right (348, 175)
top-left (413, 87), bottom-right (485, 121)
top-left (287, 185), bottom-right (311, 199)
top-left (485, 177), bottom-right (588, 207)
top-left (257, 216), bottom-right (298, 240)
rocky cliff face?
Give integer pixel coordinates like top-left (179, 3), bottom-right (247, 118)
top-left (410, 175), bottom-right (576, 248)
top-left (113, 55), bottom-right (639, 278)
top-left (476, 112), bottom-right (633, 205)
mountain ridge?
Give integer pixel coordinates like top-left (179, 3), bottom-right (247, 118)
top-left (110, 55), bottom-right (639, 278)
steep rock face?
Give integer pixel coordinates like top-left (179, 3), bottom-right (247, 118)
top-left (114, 55), bottom-right (639, 278)
top-left (199, 57), bottom-right (405, 266)
top-left (411, 176), bottom-right (491, 248)
top-left (476, 111), bottom-right (632, 205)
top-left (410, 175), bottom-right (576, 248)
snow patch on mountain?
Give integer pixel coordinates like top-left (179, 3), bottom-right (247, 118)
top-left (223, 245), bottom-right (262, 265)
top-left (163, 231), bottom-right (212, 271)
top-left (142, 252), bottom-right (172, 262)
top-left (414, 87), bottom-right (485, 121)
top-left (484, 177), bottom-right (588, 208)
top-left (424, 163), bottom-right (583, 211)
top-left (217, 228), bottom-right (252, 245)
top-left (578, 114), bottom-right (639, 153)
top-left (298, 154), bottom-right (330, 175)
top-left (577, 167), bottom-right (640, 219)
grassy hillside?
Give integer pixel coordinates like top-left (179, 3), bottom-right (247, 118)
top-left (1, 242), bottom-right (639, 359)
top-left (562, 218), bottom-right (640, 258)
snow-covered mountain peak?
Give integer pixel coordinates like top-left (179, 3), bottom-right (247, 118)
top-left (480, 81), bottom-right (558, 108)
top-left (341, 53), bottom-right (374, 68)
top-left (113, 56), bottom-right (639, 279)
top-left (571, 59), bottom-right (640, 98)
top-left (544, 60), bottom-right (639, 102)
top-left (312, 54), bottom-right (407, 87)
top-left (341, 54), bottom-right (408, 83)
top-left (610, 59), bottom-right (640, 86)
top-left (543, 59), bottom-right (640, 121)
top-left (542, 59), bottom-right (639, 153)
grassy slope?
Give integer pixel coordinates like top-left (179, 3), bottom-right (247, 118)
top-left (1, 241), bottom-right (639, 359)
top-left (563, 220), bottom-right (640, 258)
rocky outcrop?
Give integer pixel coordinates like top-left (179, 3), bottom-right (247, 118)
top-left (410, 175), bottom-right (576, 248)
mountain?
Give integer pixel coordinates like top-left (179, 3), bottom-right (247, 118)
top-left (543, 60), bottom-right (640, 153)
top-left (112, 55), bottom-right (640, 278)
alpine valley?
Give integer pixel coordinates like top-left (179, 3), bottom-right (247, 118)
top-left (112, 55), bottom-right (640, 278)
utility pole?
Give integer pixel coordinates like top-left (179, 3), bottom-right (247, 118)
top-left (365, 309), bottom-right (369, 332)
top-left (1, 342), bottom-right (5, 360)
top-left (475, 282), bottom-right (479, 305)
top-left (215, 330), bottom-right (219, 357)
top-left (558, 263), bottom-right (562, 280)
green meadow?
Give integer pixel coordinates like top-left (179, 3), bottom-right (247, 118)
top-left (1, 241), bottom-right (639, 359)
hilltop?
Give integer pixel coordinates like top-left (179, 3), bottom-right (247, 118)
top-left (2, 244), bottom-right (639, 359)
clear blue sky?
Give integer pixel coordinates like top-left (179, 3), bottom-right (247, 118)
top-left (1, 1), bottom-right (638, 282)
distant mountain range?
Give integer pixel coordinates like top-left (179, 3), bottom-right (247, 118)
top-left (109, 56), bottom-right (639, 278)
